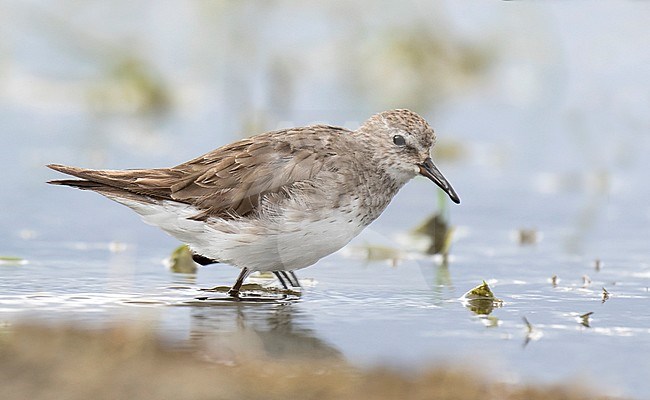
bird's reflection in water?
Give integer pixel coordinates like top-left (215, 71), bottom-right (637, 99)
top-left (184, 300), bottom-right (343, 363)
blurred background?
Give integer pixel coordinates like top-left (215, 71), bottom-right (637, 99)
top-left (2, 1), bottom-right (648, 252)
top-left (1, 1), bottom-right (649, 398)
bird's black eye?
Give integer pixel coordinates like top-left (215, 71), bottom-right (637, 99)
top-left (393, 135), bottom-right (406, 146)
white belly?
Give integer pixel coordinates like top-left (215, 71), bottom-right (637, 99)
top-left (202, 210), bottom-right (363, 272)
top-left (113, 197), bottom-right (365, 272)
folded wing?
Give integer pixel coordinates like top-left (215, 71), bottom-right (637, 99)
top-left (48, 126), bottom-right (346, 220)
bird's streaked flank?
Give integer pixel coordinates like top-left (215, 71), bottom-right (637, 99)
top-left (48, 109), bottom-right (460, 298)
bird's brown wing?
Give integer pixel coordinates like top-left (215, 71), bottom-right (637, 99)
top-left (48, 125), bottom-right (348, 220)
top-left (168, 127), bottom-right (344, 219)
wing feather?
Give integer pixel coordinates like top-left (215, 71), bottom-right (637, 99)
top-left (171, 135), bottom-right (334, 219)
top-left (48, 125), bottom-right (350, 220)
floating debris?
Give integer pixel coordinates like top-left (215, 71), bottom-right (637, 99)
top-left (166, 245), bottom-right (198, 274)
top-left (523, 317), bottom-right (533, 333)
top-left (601, 287), bottom-right (610, 303)
top-left (0, 256), bottom-right (28, 266)
top-left (579, 312), bottom-right (594, 328)
top-left (522, 316), bottom-right (543, 347)
top-left (461, 281), bottom-right (503, 315)
top-left (463, 281), bottom-right (500, 300)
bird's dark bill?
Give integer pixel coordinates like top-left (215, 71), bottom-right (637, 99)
top-left (418, 157), bottom-right (460, 204)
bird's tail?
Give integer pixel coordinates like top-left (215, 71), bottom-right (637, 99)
top-left (47, 163), bottom-right (162, 205)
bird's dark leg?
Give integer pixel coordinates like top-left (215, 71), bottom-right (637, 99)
top-left (228, 267), bottom-right (250, 298)
top-left (285, 271), bottom-right (301, 288)
top-left (273, 271), bottom-right (290, 290)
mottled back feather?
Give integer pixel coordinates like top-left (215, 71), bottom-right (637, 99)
top-left (48, 125), bottom-right (350, 220)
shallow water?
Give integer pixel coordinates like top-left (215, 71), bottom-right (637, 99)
top-left (2, 176), bottom-right (650, 397)
top-left (2, 2), bottom-right (650, 398)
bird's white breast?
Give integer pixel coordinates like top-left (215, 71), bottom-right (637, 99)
top-left (112, 196), bottom-right (367, 272)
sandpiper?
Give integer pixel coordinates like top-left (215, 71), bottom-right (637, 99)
top-left (48, 109), bottom-right (460, 297)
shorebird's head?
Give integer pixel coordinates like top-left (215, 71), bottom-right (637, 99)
top-left (360, 109), bottom-right (460, 204)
